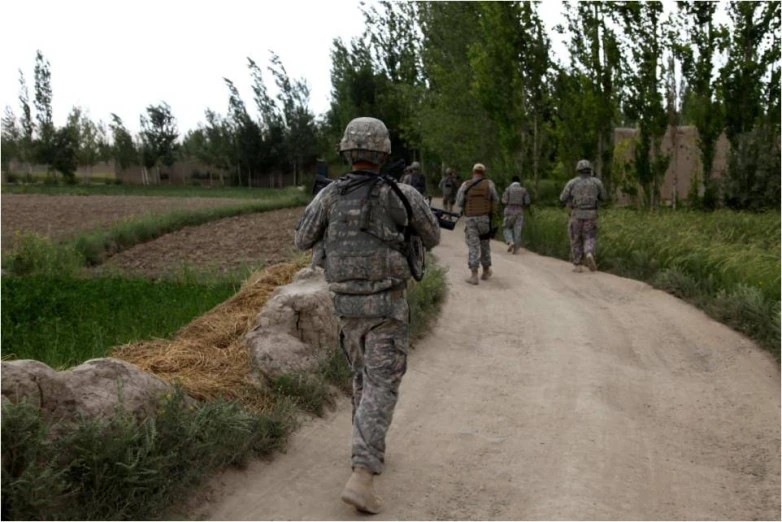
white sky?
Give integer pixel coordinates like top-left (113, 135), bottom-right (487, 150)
top-left (1, 0), bottom-right (730, 136)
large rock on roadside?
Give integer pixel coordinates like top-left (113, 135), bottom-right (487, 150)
top-left (1, 358), bottom-right (174, 423)
top-left (246, 267), bottom-right (338, 380)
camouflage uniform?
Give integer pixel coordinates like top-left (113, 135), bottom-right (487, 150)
top-left (456, 175), bottom-right (499, 270)
top-left (438, 172), bottom-right (458, 211)
top-left (559, 168), bottom-right (607, 266)
top-left (295, 172), bottom-right (440, 475)
top-left (501, 182), bottom-right (531, 249)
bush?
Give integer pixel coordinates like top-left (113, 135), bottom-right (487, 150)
top-left (4, 231), bottom-right (83, 278)
top-left (408, 260), bottom-right (449, 342)
top-left (1, 389), bottom-right (294, 521)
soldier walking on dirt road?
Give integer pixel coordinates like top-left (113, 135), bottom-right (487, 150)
top-left (559, 159), bottom-right (607, 272)
top-left (456, 163), bottom-right (499, 285)
top-left (501, 175), bottom-right (531, 255)
top-left (295, 117), bottom-right (440, 515)
top-left (438, 168), bottom-right (458, 213)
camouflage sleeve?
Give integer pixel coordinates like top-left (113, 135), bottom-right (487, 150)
top-left (294, 187), bottom-right (331, 251)
top-left (489, 181), bottom-right (500, 203)
top-left (399, 184), bottom-right (441, 250)
top-left (455, 181), bottom-right (468, 209)
top-left (560, 179), bottom-right (573, 202)
top-left (501, 187), bottom-right (509, 205)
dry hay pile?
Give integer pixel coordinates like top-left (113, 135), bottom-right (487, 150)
top-left (112, 258), bottom-right (309, 410)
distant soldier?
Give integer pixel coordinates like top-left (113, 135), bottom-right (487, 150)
top-left (438, 168), bottom-right (458, 213)
top-left (501, 175), bottom-right (531, 255)
top-left (559, 159), bottom-right (607, 272)
top-left (456, 163), bottom-right (499, 285)
top-left (400, 166), bottom-right (413, 185)
top-left (408, 161), bottom-right (427, 197)
top-left (295, 117), bottom-right (440, 514)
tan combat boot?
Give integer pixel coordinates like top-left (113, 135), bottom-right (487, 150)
top-left (512, 245), bottom-right (519, 255)
top-left (466, 269), bottom-right (480, 285)
top-left (585, 252), bottom-right (597, 272)
top-left (341, 466), bottom-right (382, 514)
top-left (507, 243), bottom-right (514, 253)
top-left (481, 267), bottom-right (492, 280)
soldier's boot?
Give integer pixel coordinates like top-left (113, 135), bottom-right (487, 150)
top-left (341, 466), bottom-right (382, 514)
top-left (585, 252), bottom-right (597, 272)
top-left (481, 267), bottom-right (492, 280)
top-left (466, 270), bottom-right (480, 285)
top-left (512, 245), bottom-right (520, 255)
top-left (572, 265), bottom-right (584, 273)
top-left (507, 244), bottom-right (514, 253)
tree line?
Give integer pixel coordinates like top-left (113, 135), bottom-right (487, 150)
top-left (2, 1), bottom-right (779, 210)
top-left (323, 1), bottom-right (779, 210)
top-left (1, 51), bottom-right (323, 186)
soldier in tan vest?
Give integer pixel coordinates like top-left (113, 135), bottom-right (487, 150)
top-left (455, 163), bottom-right (499, 284)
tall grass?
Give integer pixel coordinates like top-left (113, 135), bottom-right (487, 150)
top-left (522, 208), bottom-right (781, 356)
top-left (1, 388), bottom-right (295, 521)
top-left (1, 275), bottom-right (238, 369)
top-left (1, 183), bottom-right (305, 199)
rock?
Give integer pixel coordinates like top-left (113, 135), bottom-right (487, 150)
top-left (246, 267), bottom-right (339, 380)
top-left (1, 359), bottom-right (60, 409)
top-left (1, 358), bottom-right (174, 423)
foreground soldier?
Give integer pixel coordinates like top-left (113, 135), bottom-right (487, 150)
top-left (501, 175), bottom-right (531, 254)
top-left (456, 163), bottom-right (499, 284)
top-left (295, 117), bottom-right (440, 514)
top-left (438, 168), bottom-right (458, 213)
top-left (559, 159), bottom-right (607, 272)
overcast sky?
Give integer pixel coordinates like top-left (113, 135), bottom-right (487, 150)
top-left (1, 0), bottom-right (729, 136)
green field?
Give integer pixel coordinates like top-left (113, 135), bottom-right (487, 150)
top-left (1, 275), bottom-right (239, 369)
top-left (522, 208), bottom-right (781, 356)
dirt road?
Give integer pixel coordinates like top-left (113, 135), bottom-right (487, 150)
top-left (200, 218), bottom-right (780, 521)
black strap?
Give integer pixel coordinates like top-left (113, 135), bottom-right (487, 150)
top-left (382, 175), bottom-right (415, 241)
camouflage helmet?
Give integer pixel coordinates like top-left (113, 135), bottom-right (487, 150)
top-left (339, 117), bottom-right (391, 165)
top-left (445, 167), bottom-right (453, 175)
top-left (575, 159), bottom-right (593, 173)
top-left (409, 161), bottom-right (421, 171)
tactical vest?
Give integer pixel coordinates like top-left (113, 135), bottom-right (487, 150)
top-left (571, 176), bottom-right (600, 210)
top-left (464, 178), bottom-right (492, 217)
top-left (506, 184), bottom-right (527, 206)
top-left (411, 172), bottom-right (426, 195)
top-left (324, 174), bottom-right (411, 284)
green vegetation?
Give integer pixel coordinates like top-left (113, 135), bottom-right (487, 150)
top-left (1, 275), bottom-right (238, 369)
top-left (1, 388), bottom-right (295, 521)
top-left (1, 183), bottom-right (304, 199)
top-left (522, 208), bottom-right (781, 356)
top-left (408, 260), bottom-right (450, 342)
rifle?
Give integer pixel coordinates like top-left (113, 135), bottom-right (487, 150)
top-left (429, 204), bottom-right (461, 230)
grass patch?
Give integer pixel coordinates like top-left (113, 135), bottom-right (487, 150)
top-left (1, 183), bottom-right (304, 199)
top-left (1, 388), bottom-right (295, 521)
top-left (408, 258), bottom-right (449, 342)
top-left (1, 275), bottom-right (238, 369)
top-left (521, 208), bottom-right (781, 357)
top-left (273, 373), bottom-right (335, 417)
top-left (3, 191), bottom-right (310, 275)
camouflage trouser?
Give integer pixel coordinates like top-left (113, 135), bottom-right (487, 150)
top-left (568, 217), bottom-right (598, 265)
top-left (502, 209), bottom-right (524, 248)
top-left (339, 310), bottom-right (408, 475)
top-left (464, 215), bottom-right (492, 270)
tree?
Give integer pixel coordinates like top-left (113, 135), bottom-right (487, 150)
top-left (224, 78), bottom-right (262, 186)
top-left (95, 121), bottom-right (112, 164)
top-left (17, 70), bottom-right (35, 176)
top-left (618, 2), bottom-right (670, 208)
top-left (559, 1), bottom-right (623, 195)
top-left (268, 53), bottom-right (319, 185)
top-left (109, 114), bottom-right (137, 172)
top-left (139, 102), bottom-right (179, 183)
top-left (78, 114), bottom-right (100, 178)
top-left (1, 106), bottom-right (20, 172)
top-left (674, 1), bottom-right (727, 209)
top-left (33, 50), bottom-right (55, 174)
top-left (53, 119), bottom-right (79, 184)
